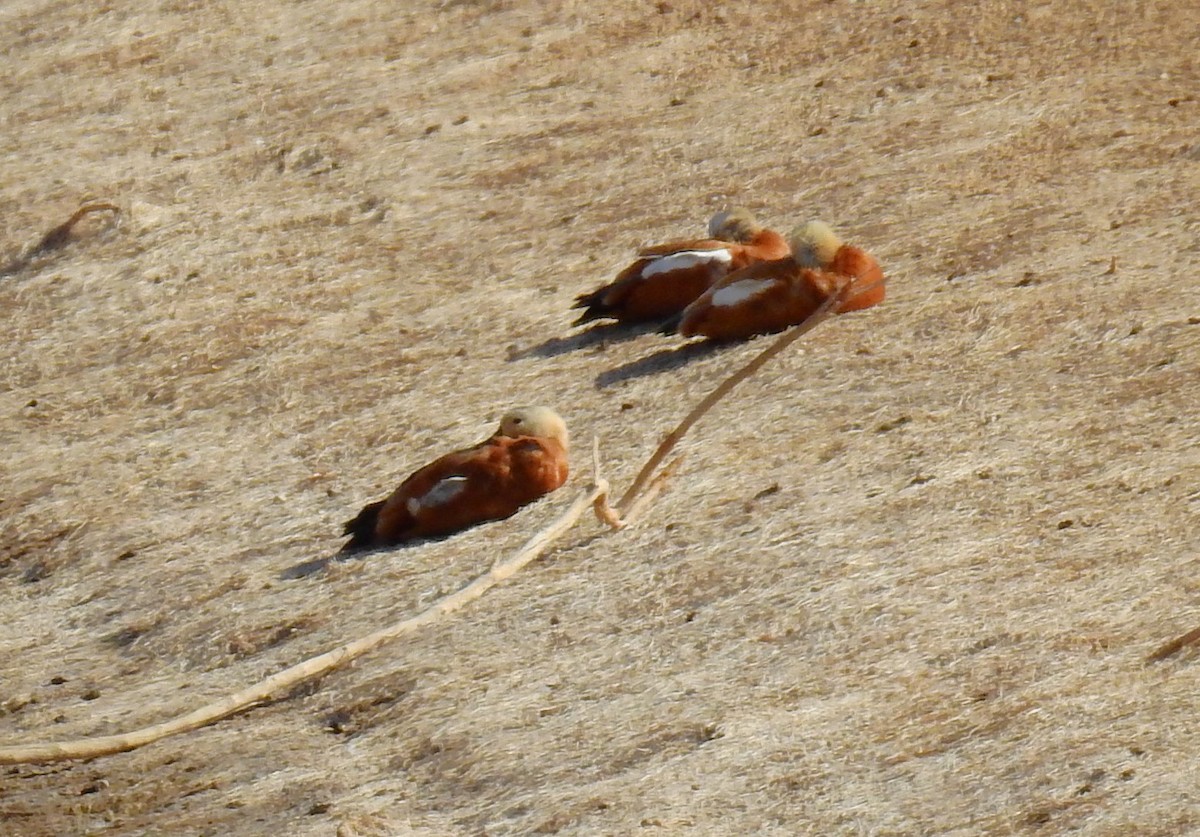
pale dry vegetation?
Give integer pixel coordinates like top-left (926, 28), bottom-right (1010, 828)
top-left (2, 0), bottom-right (1198, 834)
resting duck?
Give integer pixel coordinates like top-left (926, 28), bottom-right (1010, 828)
top-left (341, 406), bottom-right (570, 551)
top-left (793, 220), bottom-right (885, 312)
top-left (669, 221), bottom-right (885, 341)
top-left (572, 208), bottom-right (791, 325)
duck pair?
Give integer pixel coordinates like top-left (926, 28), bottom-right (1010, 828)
top-left (573, 210), bottom-right (885, 340)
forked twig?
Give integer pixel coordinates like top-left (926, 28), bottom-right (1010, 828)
top-left (0, 476), bottom-right (609, 765)
top-left (591, 437), bottom-right (683, 530)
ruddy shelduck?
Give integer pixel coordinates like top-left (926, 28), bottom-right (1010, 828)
top-left (794, 220), bottom-right (885, 312)
top-left (572, 208), bottom-right (791, 325)
top-left (341, 407), bottom-right (570, 551)
top-left (670, 221), bottom-right (886, 341)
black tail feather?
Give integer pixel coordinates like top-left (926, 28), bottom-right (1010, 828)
top-left (340, 499), bottom-right (384, 553)
top-left (571, 291), bottom-right (610, 326)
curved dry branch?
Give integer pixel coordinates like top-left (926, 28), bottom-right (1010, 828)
top-left (0, 479), bottom-right (609, 765)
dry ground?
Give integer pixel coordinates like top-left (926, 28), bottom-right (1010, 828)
top-left (2, 0), bottom-right (1198, 834)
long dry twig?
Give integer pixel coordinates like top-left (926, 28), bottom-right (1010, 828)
top-left (0, 478), bottom-right (609, 765)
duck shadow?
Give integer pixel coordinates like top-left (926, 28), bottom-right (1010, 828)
top-left (282, 518), bottom-right (619, 577)
top-left (278, 536), bottom-right (445, 580)
top-left (510, 321), bottom-right (661, 361)
top-left (594, 340), bottom-right (728, 388)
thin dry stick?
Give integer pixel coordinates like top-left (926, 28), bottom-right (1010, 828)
top-left (612, 279), bottom-right (861, 516)
top-left (618, 455), bottom-right (684, 527)
top-left (592, 436), bottom-right (623, 529)
top-left (0, 479), bottom-right (608, 765)
top-left (1147, 624), bottom-right (1200, 662)
top-left (1, 201), bottom-right (121, 276)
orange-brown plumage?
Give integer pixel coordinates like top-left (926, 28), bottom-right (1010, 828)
top-left (674, 258), bottom-right (844, 341)
top-left (342, 407), bottom-right (569, 552)
top-left (796, 220), bottom-right (886, 313)
top-left (672, 221), bottom-right (885, 341)
top-left (573, 209), bottom-right (790, 325)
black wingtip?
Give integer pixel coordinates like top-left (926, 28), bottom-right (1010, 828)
top-left (573, 309), bottom-right (607, 327)
top-left (656, 313), bottom-right (683, 335)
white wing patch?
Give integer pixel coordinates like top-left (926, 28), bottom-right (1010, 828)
top-left (643, 248), bottom-right (733, 278)
top-left (407, 475), bottom-right (469, 515)
top-left (711, 279), bottom-right (773, 308)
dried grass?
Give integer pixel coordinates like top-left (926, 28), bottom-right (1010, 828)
top-left (2, 0), bottom-right (1199, 834)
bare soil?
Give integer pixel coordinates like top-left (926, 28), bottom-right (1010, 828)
top-left (2, 1), bottom-right (1198, 834)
